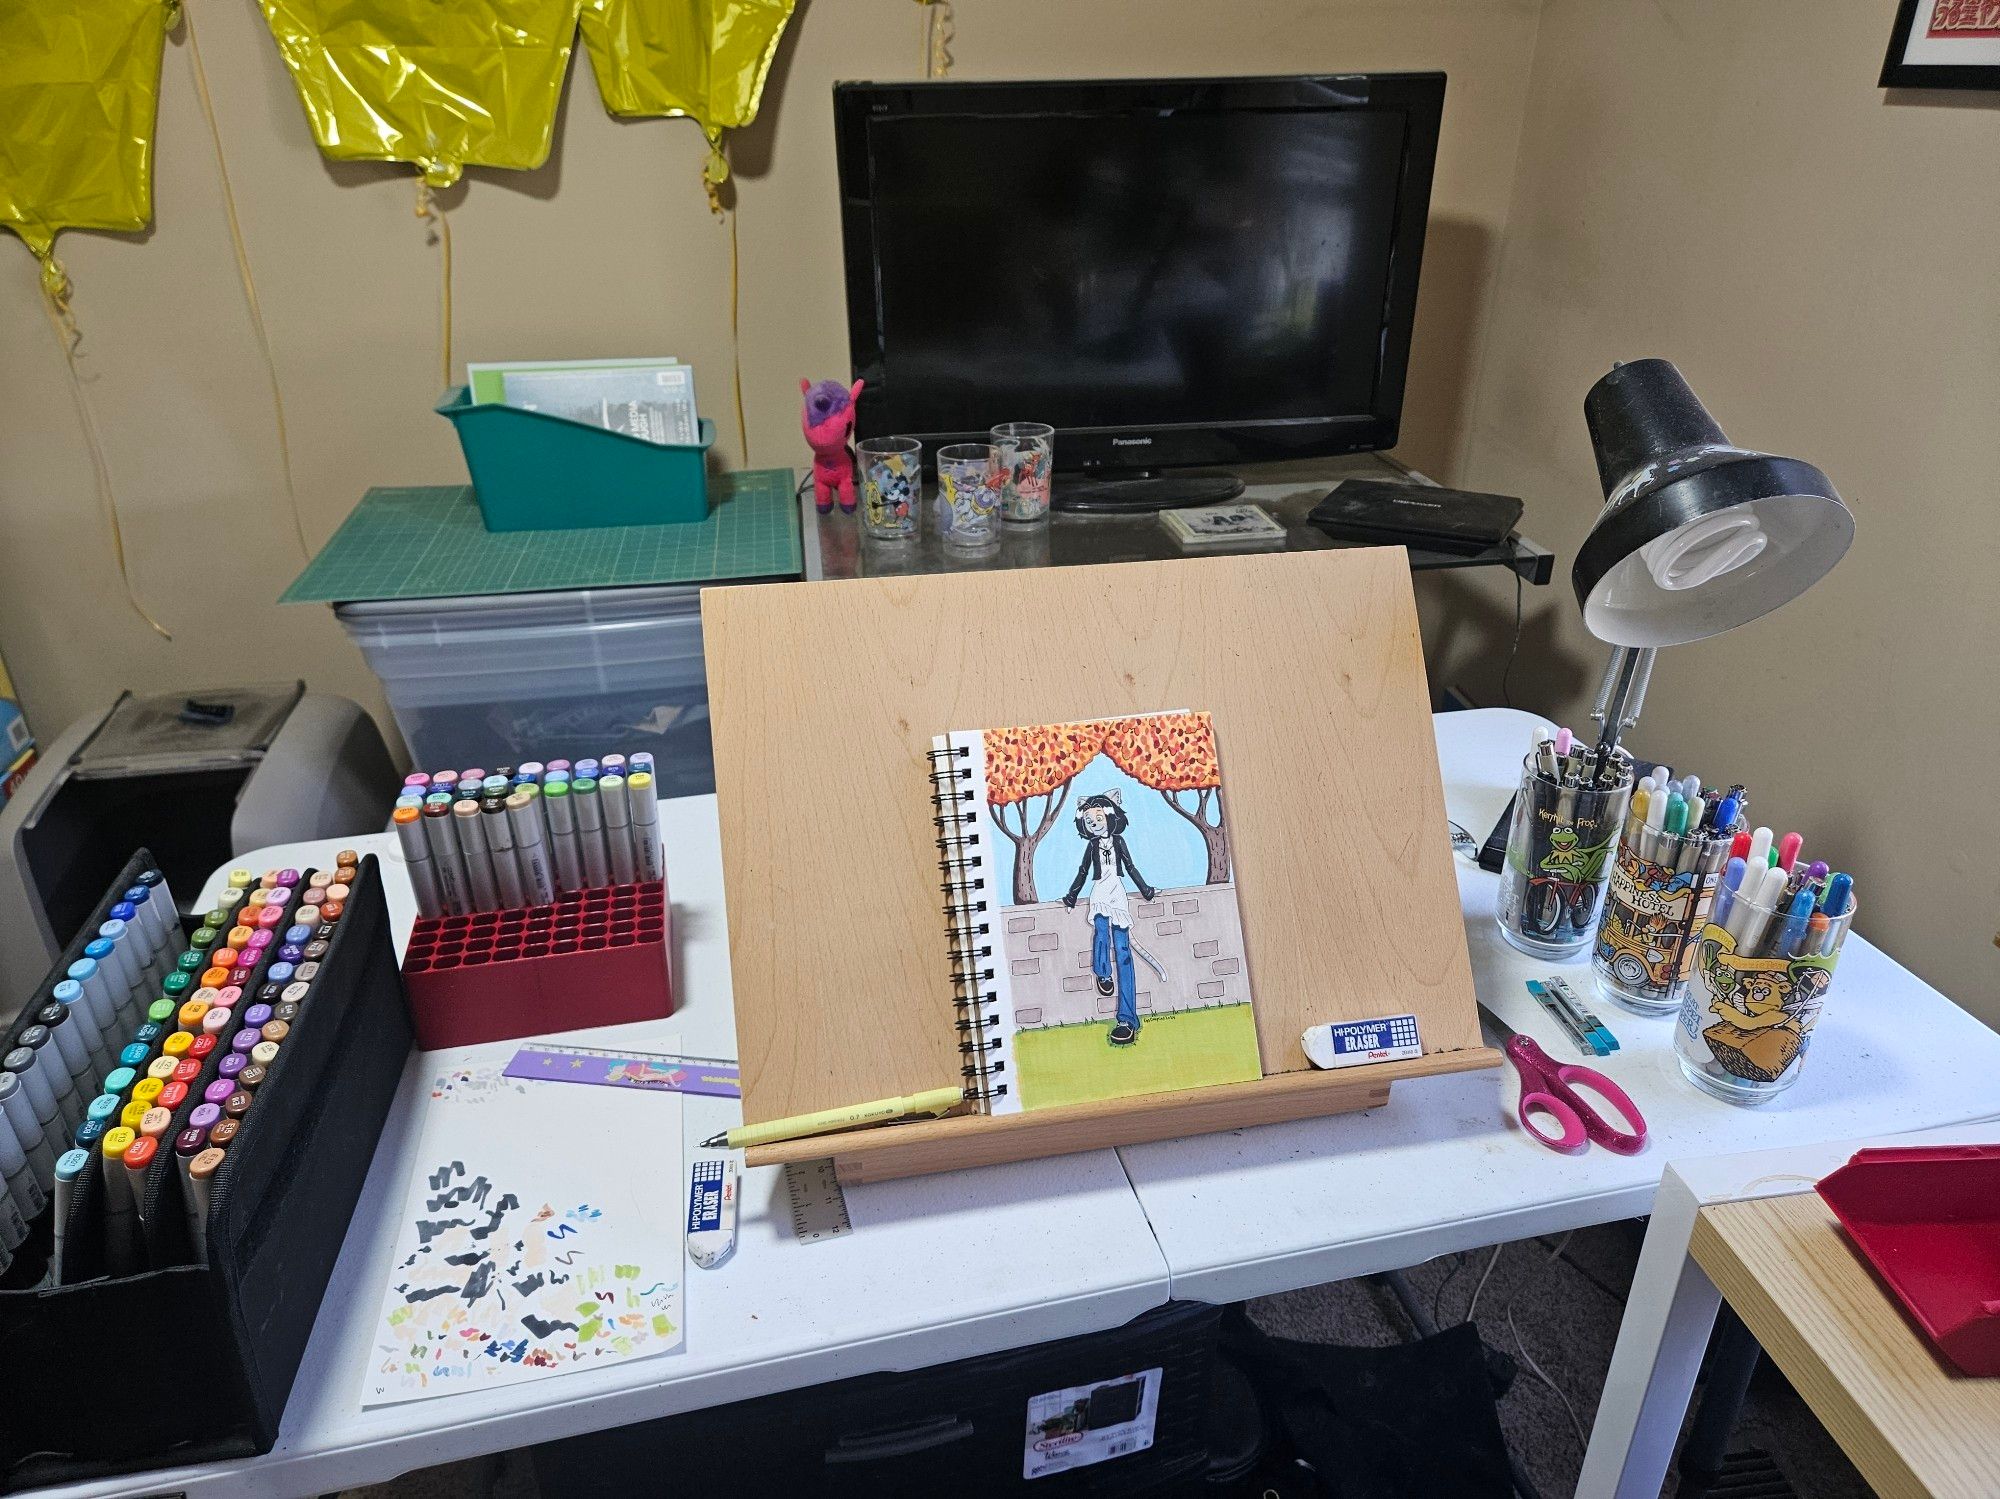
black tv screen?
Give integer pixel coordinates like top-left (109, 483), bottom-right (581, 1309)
top-left (834, 74), bottom-right (1444, 473)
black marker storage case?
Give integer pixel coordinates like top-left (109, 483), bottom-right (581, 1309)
top-left (0, 854), bottom-right (411, 1490)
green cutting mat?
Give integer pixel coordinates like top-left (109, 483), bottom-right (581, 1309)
top-left (280, 468), bottom-right (801, 603)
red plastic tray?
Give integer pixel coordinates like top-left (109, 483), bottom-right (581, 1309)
top-left (400, 881), bottom-right (673, 1050)
top-left (1816, 1144), bottom-right (2000, 1377)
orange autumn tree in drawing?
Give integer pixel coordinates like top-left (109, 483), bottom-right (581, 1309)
top-left (984, 721), bottom-right (1107, 902)
top-left (1102, 712), bottom-right (1230, 885)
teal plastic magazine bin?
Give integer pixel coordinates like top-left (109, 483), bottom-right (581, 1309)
top-left (437, 385), bottom-right (715, 532)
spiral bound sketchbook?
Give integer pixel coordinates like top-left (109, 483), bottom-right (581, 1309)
top-left (933, 712), bottom-right (1264, 1113)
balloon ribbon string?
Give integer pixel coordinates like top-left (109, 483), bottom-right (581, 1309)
top-left (922, 1), bottom-right (955, 78)
top-left (182, 1), bottom-right (311, 562)
top-left (415, 180), bottom-right (454, 391)
top-left (38, 278), bottom-right (173, 641)
top-left (729, 202), bottom-right (749, 465)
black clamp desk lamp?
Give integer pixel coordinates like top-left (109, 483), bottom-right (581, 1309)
top-left (1575, 359), bottom-right (1854, 757)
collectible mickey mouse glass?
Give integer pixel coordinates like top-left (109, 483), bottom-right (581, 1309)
top-left (991, 422), bottom-right (1054, 521)
top-left (936, 443), bottom-right (1001, 550)
top-left (1674, 885), bottom-right (1854, 1105)
top-left (1496, 755), bottom-right (1630, 959)
top-left (858, 435), bottom-right (922, 540)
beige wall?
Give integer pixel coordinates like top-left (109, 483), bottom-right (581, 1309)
top-left (0, 0), bottom-right (1542, 749)
top-left (21, 0), bottom-right (1986, 1019)
top-left (1448, 0), bottom-right (2000, 1021)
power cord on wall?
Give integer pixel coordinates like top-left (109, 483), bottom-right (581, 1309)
top-left (1499, 566), bottom-right (1524, 708)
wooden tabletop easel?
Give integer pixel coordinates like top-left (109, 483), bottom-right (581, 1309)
top-left (702, 546), bottom-right (1499, 1183)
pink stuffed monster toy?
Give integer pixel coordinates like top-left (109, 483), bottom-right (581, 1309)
top-left (801, 377), bottom-right (864, 513)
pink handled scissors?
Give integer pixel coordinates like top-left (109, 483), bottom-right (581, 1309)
top-left (1482, 1005), bottom-right (1647, 1155)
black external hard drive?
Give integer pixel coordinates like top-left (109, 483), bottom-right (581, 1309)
top-left (1309, 479), bottom-right (1525, 556)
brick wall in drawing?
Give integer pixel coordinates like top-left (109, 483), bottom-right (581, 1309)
top-left (999, 883), bottom-right (1248, 1029)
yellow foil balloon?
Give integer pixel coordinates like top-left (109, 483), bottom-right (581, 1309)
top-left (580, 0), bottom-right (798, 148)
top-left (259, 0), bottom-right (582, 186)
top-left (0, 0), bottom-right (173, 294)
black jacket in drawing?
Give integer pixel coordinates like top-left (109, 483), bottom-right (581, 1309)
top-left (1064, 833), bottom-right (1157, 905)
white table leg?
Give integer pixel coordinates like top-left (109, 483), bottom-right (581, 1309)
top-left (1577, 1170), bottom-right (1720, 1498)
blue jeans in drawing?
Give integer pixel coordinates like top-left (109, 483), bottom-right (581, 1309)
top-left (1092, 915), bottom-right (1139, 1031)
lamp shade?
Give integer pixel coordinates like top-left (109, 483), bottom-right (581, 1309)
top-left (1572, 360), bottom-right (1853, 648)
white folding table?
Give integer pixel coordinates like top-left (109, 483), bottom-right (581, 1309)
top-left (30, 800), bottom-right (1171, 1499)
top-left (1117, 709), bottom-right (2000, 1302)
top-left (29, 708), bottom-right (1999, 1498)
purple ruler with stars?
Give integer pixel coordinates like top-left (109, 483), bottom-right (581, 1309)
top-left (504, 1043), bottom-right (741, 1098)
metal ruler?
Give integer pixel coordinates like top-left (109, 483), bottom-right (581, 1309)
top-left (783, 1159), bottom-right (852, 1243)
top-left (505, 1043), bottom-right (741, 1097)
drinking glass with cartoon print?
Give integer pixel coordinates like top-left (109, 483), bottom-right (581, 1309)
top-left (1592, 821), bottom-right (1731, 1015)
top-left (936, 443), bottom-right (1001, 550)
top-left (991, 422), bottom-right (1054, 522)
top-left (1675, 879), bottom-right (1855, 1104)
top-left (858, 435), bottom-right (922, 540)
top-left (1496, 755), bottom-right (1630, 959)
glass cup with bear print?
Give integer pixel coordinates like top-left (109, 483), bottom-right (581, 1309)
top-left (1674, 882), bottom-right (1855, 1105)
top-left (935, 443), bottom-right (1002, 550)
top-left (858, 435), bottom-right (922, 540)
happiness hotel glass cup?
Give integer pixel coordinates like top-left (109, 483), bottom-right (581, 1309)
top-left (1495, 755), bottom-right (1630, 960)
top-left (1591, 820), bottom-right (1733, 1016)
top-left (858, 435), bottom-right (922, 540)
top-left (991, 422), bottom-right (1054, 522)
top-left (936, 443), bottom-right (1002, 550)
top-left (1674, 882), bottom-right (1855, 1104)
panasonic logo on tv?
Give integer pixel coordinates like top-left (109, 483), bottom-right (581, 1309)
top-left (1110, 436), bottom-right (1153, 447)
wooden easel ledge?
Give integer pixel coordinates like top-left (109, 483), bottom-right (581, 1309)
top-left (745, 1047), bottom-right (1502, 1184)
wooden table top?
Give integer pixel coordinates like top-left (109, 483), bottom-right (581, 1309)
top-left (1692, 1191), bottom-right (2000, 1499)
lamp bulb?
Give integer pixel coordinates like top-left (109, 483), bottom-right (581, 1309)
top-left (1639, 511), bottom-right (1767, 593)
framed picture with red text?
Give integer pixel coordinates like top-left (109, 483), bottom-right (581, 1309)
top-left (1882, 0), bottom-right (2000, 88)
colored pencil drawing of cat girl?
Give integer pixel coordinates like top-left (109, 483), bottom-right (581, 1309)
top-left (1061, 791), bottom-right (1158, 1046)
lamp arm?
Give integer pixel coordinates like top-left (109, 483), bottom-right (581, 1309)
top-left (1589, 645), bottom-right (1656, 760)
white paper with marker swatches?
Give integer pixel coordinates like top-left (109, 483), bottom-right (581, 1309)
top-left (361, 1039), bottom-right (686, 1407)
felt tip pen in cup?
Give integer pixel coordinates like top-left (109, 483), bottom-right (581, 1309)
top-left (542, 781), bottom-right (584, 891)
top-left (0, 1102), bottom-right (46, 1221)
top-left (507, 791), bottom-right (560, 904)
top-left (124, 1133), bottom-right (159, 1228)
top-left (572, 778), bottom-right (611, 887)
top-left (51, 1148), bottom-right (88, 1283)
top-left (601, 775), bottom-right (636, 884)
top-left (100, 1125), bottom-right (139, 1273)
top-left (628, 772), bottom-right (667, 883)
top-left (483, 796), bottom-right (528, 909)
top-left (701, 1086), bottom-right (965, 1150)
top-left (4, 1049), bottom-right (61, 1146)
top-left (187, 1146), bottom-right (226, 1259)
top-left (421, 801), bottom-right (469, 917)
top-left (0, 1074), bottom-right (51, 1180)
top-left (454, 798), bottom-right (500, 911)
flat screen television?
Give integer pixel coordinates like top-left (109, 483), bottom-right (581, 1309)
top-left (833, 72), bottom-right (1445, 507)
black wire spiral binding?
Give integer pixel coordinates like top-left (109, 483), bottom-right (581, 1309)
top-left (928, 743), bottom-right (1008, 1105)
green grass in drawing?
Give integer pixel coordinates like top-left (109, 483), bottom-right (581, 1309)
top-left (1013, 1004), bottom-right (1261, 1111)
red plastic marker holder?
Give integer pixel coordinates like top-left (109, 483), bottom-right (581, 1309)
top-left (1816, 1144), bottom-right (2000, 1377)
top-left (400, 881), bottom-right (673, 1050)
